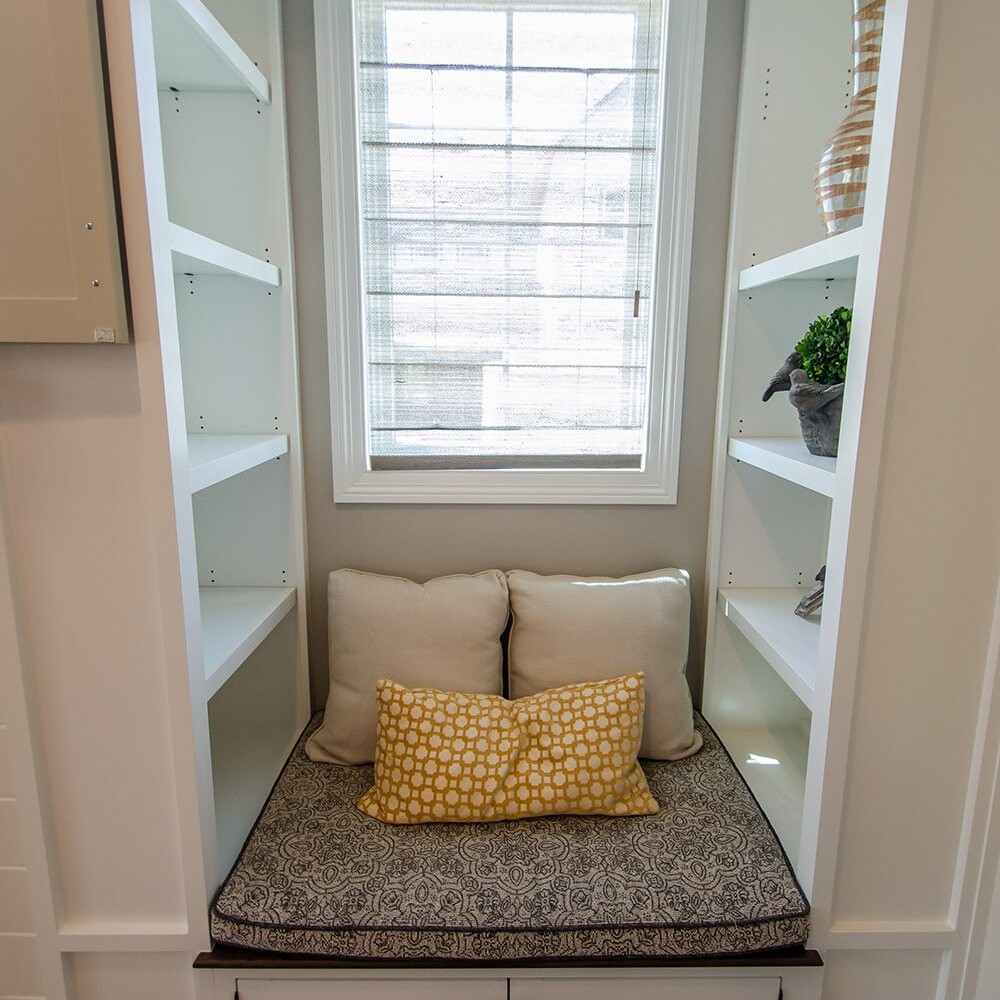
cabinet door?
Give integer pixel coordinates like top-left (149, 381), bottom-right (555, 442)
top-left (0, 0), bottom-right (127, 343)
top-left (235, 978), bottom-right (508, 1000)
top-left (510, 977), bottom-right (782, 1000)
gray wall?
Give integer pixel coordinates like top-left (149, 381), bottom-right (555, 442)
top-left (281, 0), bottom-right (744, 706)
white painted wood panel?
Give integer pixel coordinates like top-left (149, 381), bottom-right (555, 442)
top-left (733, 3), bottom-right (852, 264)
top-left (0, 0), bottom-right (127, 343)
top-left (175, 277), bottom-right (289, 433)
top-left (0, 867), bottom-right (32, 934)
top-left (974, 856), bottom-right (1000, 999)
top-left (0, 345), bottom-right (189, 929)
top-left (0, 932), bottom-right (43, 997)
top-left (711, 723), bottom-right (808, 868)
top-left (704, 600), bottom-right (812, 866)
top-left (188, 434), bottom-right (288, 493)
top-left (739, 229), bottom-right (861, 290)
top-left (0, 800), bottom-right (23, 866)
top-left (201, 586), bottom-right (296, 697)
top-left (208, 612), bottom-right (300, 877)
top-left (0, 727), bottom-right (12, 798)
top-left (728, 438), bottom-right (836, 498)
top-left (238, 980), bottom-right (507, 1000)
top-left (717, 588), bottom-right (820, 708)
top-left (717, 461), bottom-right (831, 590)
top-left (69, 951), bottom-right (198, 1000)
top-left (160, 92), bottom-right (278, 259)
top-left (511, 977), bottom-right (781, 1000)
top-left (192, 458), bottom-right (295, 587)
top-left (170, 224), bottom-right (280, 285)
top-left (150, 0), bottom-right (270, 101)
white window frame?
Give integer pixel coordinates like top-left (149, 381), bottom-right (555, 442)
top-left (315, 0), bottom-right (707, 504)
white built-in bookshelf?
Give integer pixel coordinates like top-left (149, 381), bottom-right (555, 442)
top-left (703, 0), bottom-right (909, 891)
top-left (132, 0), bottom-right (309, 892)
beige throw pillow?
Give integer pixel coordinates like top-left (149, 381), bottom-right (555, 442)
top-left (507, 569), bottom-right (701, 761)
top-left (306, 569), bottom-right (509, 765)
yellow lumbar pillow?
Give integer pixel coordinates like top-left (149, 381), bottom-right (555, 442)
top-left (357, 673), bottom-right (659, 824)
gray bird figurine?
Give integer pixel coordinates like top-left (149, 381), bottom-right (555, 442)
top-left (761, 352), bottom-right (803, 402)
top-left (787, 369), bottom-right (845, 413)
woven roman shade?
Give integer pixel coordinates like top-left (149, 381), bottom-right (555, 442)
top-left (355, 0), bottom-right (664, 470)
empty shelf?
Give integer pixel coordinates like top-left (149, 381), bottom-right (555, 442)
top-left (152, 0), bottom-right (270, 102)
top-left (718, 588), bottom-right (821, 710)
top-left (211, 718), bottom-right (301, 876)
top-left (729, 437), bottom-right (837, 497)
top-left (201, 586), bottom-right (296, 698)
top-left (188, 434), bottom-right (288, 493)
top-left (739, 228), bottom-right (862, 290)
top-left (710, 722), bottom-right (808, 867)
top-left (170, 224), bottom-right (280, 286)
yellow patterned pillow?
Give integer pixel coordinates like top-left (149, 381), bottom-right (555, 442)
top-left (357, 673), bottom-right (658, 824)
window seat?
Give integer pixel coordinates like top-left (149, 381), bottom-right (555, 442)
top-left (207, 713), bottom-right (810, 963)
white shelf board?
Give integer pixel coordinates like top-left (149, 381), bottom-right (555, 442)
top-left (710, 722), bottom-right (808, 867)
top-left (187, 433), bottom-right (288, 493)
top-left (169, 223), bottom-right (280, 286)
top-left (729, 437), bottom-right (837, 498)
top-left (738, 228), bottom-right (862, 290)
top-left (718, 588), bottom-right (821, 710)
top-left (152, 0), bottom-right (270, 102)
top-left (200, 586), bottom-right (296, 699)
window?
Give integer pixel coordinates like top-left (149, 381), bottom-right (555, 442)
top-left (317, 0), bottom-right (706, 503)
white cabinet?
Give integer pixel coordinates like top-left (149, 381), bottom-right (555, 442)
top-left (125, 0), bottom-right (310, 892)
top-left (0, 0), bottom-right (127, 343)
top-left (204, 973), bottom-right (796, 1000)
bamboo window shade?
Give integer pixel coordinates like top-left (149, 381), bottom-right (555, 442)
top-left (355, 0), bottom-right (665, 470)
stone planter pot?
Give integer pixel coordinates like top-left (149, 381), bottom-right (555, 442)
top-left (791, 370), bottom-right (844, 458)
top-left (762, 353), bottom-right (845, 458)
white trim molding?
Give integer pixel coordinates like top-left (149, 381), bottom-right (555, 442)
top-left (821, 920), bottom-right (957, 951)
top-left (314, 0), bottom-right (707, 504)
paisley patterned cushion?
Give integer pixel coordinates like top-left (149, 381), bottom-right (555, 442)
top-left (211, 713), bottom-right (809, 960)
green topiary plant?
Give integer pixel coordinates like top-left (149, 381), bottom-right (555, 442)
top-left (794, 306), bottom-right (851, 385)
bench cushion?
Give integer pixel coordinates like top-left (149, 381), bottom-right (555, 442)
top-left (211, 714), bottom-right (809, 961)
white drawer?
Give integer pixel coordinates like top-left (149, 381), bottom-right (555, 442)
top-left (236, 978), bottom-right (508, 1000)
top-left (510, 977), bottom-right (782, 1000)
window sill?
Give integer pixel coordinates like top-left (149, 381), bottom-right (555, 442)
top-left (332, 467), bottom-right (679, 505)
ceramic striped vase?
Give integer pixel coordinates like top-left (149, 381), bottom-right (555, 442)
top-left (814, 0), bottom-right (885, 236)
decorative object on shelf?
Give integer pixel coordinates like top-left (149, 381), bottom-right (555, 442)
top-left (762, 351), bottom-right (803, 403)
top-left (795, 566), bottom-right (826, 619)
top-left (789, 371), bottom-right (845, 458)
top-left (813, 0), bottom-right (886, 236)
top-left (763, 307), bottom-right (851, 457)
